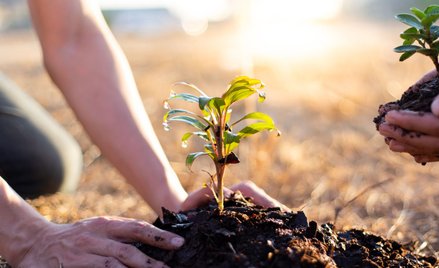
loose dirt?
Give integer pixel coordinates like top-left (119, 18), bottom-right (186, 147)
top-left (136, 194), bottom-right (437, 268)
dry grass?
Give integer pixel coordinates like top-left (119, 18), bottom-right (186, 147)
top-left (1, 19), bottom-right (438, 257)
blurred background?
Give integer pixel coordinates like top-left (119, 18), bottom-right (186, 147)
top-left (1, 0), bottom-right (438, 257)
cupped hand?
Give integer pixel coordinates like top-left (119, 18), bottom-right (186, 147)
top-left (378, 70), bottom-right (439, 163)
top-left (14, 217), bottom-right (184, 268)
top-left (379, 109), bottom-right (439, 163)
top-left (181, 180), bottom-right (291, 212)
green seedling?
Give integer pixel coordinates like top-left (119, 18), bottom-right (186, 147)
top-left (163, 76), bottom-right (280, 211)
top-left (394, 5), bottom-right (439, 72)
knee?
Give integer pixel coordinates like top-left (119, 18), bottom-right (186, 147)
top-left (1, 136), bottom-right (83, 199)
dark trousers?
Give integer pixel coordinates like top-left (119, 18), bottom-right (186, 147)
top-left (0, 73), bottom-right (82, 199)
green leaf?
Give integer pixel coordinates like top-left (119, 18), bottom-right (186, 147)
top-left (223, 131), bottom-right (240, 154)
top-left (198, 96), bottom-right (212, 110)
top-left (425, 5), bottom-right (439, 16)
top-left (172, 82), bottom-right (208, 96)
top-left (422, 14), bottom-right (439, 28)
top-left (411, 7), bottom-right (425, 20)
top-left (395, 14), bottom-right (423, 29)
top-left (181, 131), bottom-right (209, 144)
top-left (237, 122), bottom-right (277, 139)
top-left (223, 85), bottom-right (258, 106)
top-left (203, 144), bottom-right (216, 160)
top-left (394, 45), bottom-right (422, 53)
top-left (431, 25), bottom-right (439, 39)
top-left (432, 40), bottom-right (439, 49)
top-left (231, 112), bottom-right (275, 127)
top-left (186, 152), bottom-right (208, 171)
top-left (222, 76), bottom-right (265, 106)
top-left (167, 115), bottom-right (208, 131)
top-left (164, 109), bottom-right (212, 128)
top-left (399, 51), bottom-right (416, 61)
top-left (164, 108), bottom-right (195, 122)
top-left (168, 93), bottom-right (199, 103)
top-left (403, 39), bottom-right (416, 45)
top-left (400, 27), bottom-right (424, 40)
top-left (402, 38), bottom-right (416, 46)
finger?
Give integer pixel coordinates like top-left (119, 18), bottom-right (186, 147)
top-left (388, 139), bottom-right (424, 154)
top-left (180, 187), bottom-right (213, 211)
top-left (413, 154), bottom-right (439, 163)
top-left (380, 124), bottom-right (439, 154)
top-left (89, 218), bottom-right (184, 250)
top-left (230, 181), bottom-right (291, 212)
top-left (63, 255), bottom-right (126, 268)
top-left (88, 238), bottom-right (168, 268)
top-left (385, 110), bottom-right (439, 135)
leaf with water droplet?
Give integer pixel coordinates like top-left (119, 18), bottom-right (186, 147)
top-left (181, 140), bottom-right (188, 148)
top-left (162, 122), bottom-right (171, 131)
top-left (163, 100), bottom-right (171, 110)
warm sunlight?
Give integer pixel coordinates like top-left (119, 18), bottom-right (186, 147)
top-left (238, 0), bottom-right (344, 61)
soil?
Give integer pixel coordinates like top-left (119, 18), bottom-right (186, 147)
top-left (373, 76), bottom-right (439, 129)
top-left (136, 193), bottom-right (437, 268)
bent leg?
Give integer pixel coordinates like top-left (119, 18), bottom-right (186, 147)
top-left (0, 73), bottom-right (82, 199)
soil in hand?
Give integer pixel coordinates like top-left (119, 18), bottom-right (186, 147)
top-left (373, 75), bottom-right (439, 129)
top-left (136, 193), bottom-right (437, 268)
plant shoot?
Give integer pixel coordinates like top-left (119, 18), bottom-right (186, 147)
top-left (163, 76), bottom-right (280, 211)
top-left (394, 5), bottom-right (439, 72)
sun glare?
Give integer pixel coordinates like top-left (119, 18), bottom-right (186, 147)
top-left (239, 0), bottom-right (344, 61)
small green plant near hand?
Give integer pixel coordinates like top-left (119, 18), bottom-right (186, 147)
top-left (394, 5), bottom-right (439, 72)
top-left (163, 76), bottom-right (280, 212)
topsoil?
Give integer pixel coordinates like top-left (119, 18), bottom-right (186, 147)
top-left (136, 193), bottom-right (437, 268)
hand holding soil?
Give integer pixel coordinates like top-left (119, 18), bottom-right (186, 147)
top-left (379, 109), bottom-right (439, 163)
top-left (375, 71), bottom-right (439, 164)
top-left (12, 217), bottom-right (183, 268)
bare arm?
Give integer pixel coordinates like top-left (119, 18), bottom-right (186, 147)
top-left (0, 176), bottom-right (183, 267)
top-left (27, 0), bottom-right (187, 214)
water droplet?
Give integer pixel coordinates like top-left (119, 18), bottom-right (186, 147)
top-left (163, 122), bottom-right (170, 131)
top-left (163, 101), bottom-right (170, 110)
top-left (181, 140), bottom-right (188, 148)
top-left (169, 90), bottom-right (177, 97)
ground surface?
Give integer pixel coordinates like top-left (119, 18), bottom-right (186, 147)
top-left (0, 17), bottom-right (439, 265)
top-left (137, 195), bottom-right (437, 267)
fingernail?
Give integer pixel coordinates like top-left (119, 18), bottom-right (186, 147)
top-left (171, 237), bottom-right (185, 247)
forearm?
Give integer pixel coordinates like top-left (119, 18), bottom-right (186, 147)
top-left (28, 0), bottom-right (187, 214)
top-left (0, 177), bottom-right (50, 265)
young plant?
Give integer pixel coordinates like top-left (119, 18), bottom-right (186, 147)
top-left (163, 76), bottom-right (280, 211)
top-left (394, 5), bottom-right (439, 72)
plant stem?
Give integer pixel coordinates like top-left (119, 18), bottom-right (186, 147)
top-left (216, 164), bottom-right (226, 211)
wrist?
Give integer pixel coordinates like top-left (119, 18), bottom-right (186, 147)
top-left (4, 214), bottom-right (51, 266)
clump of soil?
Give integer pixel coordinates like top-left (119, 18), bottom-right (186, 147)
top-left (0, 259), bottom-right (9, 268)
top-left (373, 76), bottom-right (439, 129)
top-left (136, 193), bottom-right (437, 268)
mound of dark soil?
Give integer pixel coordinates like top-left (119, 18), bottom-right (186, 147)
top-left (136, 194), bottom-right (437, 268)
top-left (373, 76), bottom-right (439, 129)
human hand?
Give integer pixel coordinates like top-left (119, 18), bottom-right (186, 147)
top-left (181, 180), bottom-right (291, 212)
top-left (13, 217), bottom-right (184, 268)
top-left (379, 110), bottom-right (439, 163)
top-left (378, 70), bottom-right (439, 163)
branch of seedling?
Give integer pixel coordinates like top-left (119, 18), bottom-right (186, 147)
top-left (163, 76), bottom-right (280, 212)
top-left (394, 5), bottom-right (439, 73)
